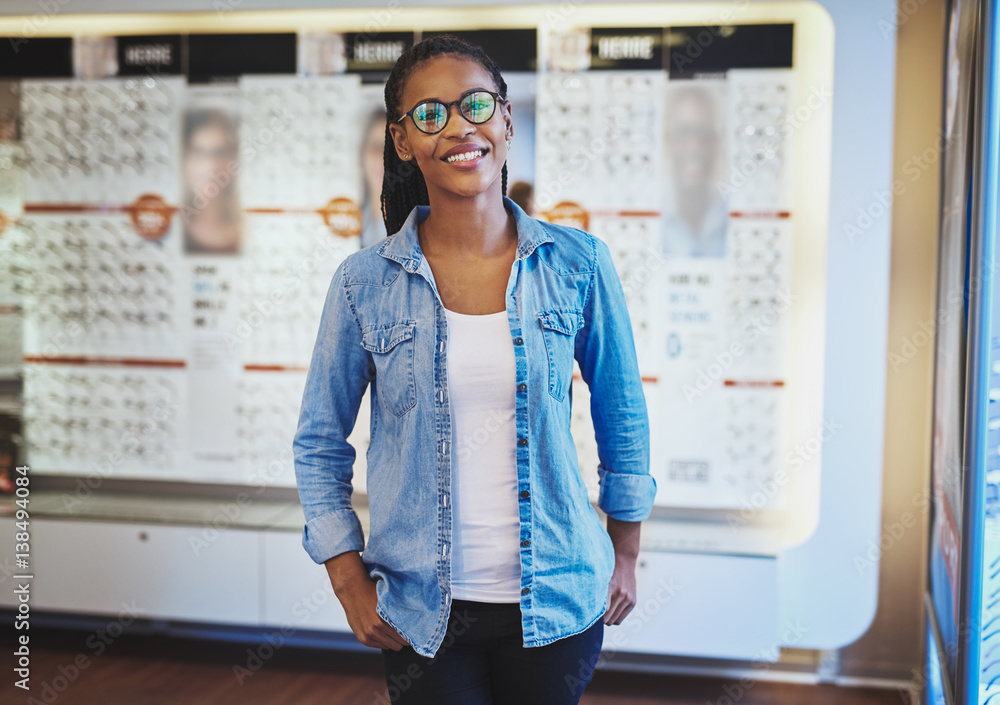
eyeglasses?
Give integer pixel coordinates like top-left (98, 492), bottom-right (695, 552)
top-left (397, 90), bottom-right (504, 135)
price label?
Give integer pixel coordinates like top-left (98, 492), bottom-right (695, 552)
top-left (320, 197), bottom-right (362, 238)
top-left (127, 193), bottom-right (174, 240)
top-left (541, 201), bottom-right (589, 231)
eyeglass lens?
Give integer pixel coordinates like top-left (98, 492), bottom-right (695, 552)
top-left (412, 91), bottom-right (496, 133)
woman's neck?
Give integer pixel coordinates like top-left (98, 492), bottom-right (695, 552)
top-left (418, 184), bottom-right (514, 259)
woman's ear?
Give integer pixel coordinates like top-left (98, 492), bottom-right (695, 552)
top-left (388, 121), bottom-right (412, 161)
top-left (501, 100), bottom-right (514, 141)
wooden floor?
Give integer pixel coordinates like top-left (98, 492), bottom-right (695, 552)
top-left (3, 627), bottom-right (911, 705)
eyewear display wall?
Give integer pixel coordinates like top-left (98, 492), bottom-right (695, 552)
top-left (0, 1), bottom-right (904, 668)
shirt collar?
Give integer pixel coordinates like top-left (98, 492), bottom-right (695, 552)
top-left (376, 196), bottom-right (554, 273)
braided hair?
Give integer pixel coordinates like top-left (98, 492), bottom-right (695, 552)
top-left (381, 34), bottom-right (509, 235)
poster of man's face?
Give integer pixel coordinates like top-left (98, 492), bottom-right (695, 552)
top-left (662, 81), bottom-right (729, 258)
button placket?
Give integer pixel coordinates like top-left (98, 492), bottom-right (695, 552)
top-left (503, 263), bottom-right (533, 617)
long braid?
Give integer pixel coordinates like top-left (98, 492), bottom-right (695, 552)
top-left (381, 34), bottom-right (510, 235)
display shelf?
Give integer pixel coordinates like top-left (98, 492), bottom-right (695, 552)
top-left (2, 489), bottom-right (776, 559)
top-left (0, 489), bottom-right (299, 529)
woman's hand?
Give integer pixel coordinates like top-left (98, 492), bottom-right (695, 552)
top-left (604, 517), bottom-right (641, 625)
top-left (325, 552), bottom-right (410, 651)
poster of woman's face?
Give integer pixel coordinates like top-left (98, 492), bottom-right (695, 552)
top-left (181, 98), bottom-right (243, 254)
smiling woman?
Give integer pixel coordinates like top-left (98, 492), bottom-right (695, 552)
top-left (380, 40), bottom-right (513, 246)
top-left (293, 34), bottom-right (655, 705)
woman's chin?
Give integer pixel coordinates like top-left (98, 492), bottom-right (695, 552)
top-left (435, 172), bottom-right (503, 200)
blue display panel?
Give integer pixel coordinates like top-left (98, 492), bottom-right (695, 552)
top-left (976, 1), bottom-right (1000, 699)
top-left (942, 0), bottom-right (1000, 700)
top-left (928, 0), bottom-right (979, 699)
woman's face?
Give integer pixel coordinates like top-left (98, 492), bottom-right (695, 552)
top-left (388, 55), bottom-right (512, 201)
top-left (184, 122), bottom-right (237, 195)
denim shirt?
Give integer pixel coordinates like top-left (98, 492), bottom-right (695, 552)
top-left (293, 196), bottom-right (656, 658)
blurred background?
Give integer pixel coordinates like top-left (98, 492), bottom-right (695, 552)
top-left (0, 0), bottom-right (985, 703)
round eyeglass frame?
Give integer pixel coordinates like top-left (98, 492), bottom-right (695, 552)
top-left (397, 90), bottom-right (505, 135)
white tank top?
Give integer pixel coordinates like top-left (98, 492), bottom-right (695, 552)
top-left (444, 306), bottom-right (522, 602)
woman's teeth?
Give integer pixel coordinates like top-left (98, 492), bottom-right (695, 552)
top-left (445, 149), bottom-right (485, 163)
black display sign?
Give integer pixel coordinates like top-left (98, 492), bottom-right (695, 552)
top-left (0, 37), bottom-right (73, 78)
top-left (188, 33), bottom-right (296, 83)
top-left (589, 27), bottom-right (665, 71)
top-left (422, 29), bottom-right (537, 72)
top-left (345, 32), bottom-right (414, 73)
top-left (667, 24), bottom-right (794, 78)
top-left (117, 35), bottom-right (183, 76)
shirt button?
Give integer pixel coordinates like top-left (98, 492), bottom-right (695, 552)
top-left (518, 437), bottom-right (528, 447)
top-left (521, 587), bottom-right (530, 595)
top-left (513, 337), bottom-right (523, 345)
top-left (518, 383), bottom-right (527, 392)
top-left (520, 490), bottom-right (530, 499)
top-left (521, 539), bottom-right (530, 548)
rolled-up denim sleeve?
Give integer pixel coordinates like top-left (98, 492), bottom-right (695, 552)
top-left (574, 235), bottom-right (656, 521)
top-left (293, 257), bottom-right (373, 564)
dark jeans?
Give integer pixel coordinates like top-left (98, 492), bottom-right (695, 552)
top-left (379, 599), bottom-right (604, 705)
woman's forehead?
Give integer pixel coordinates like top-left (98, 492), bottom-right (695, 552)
top-left (402, 55), bottom-right (496, 103)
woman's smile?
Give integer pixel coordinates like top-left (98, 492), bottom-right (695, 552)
top-left (442, 143), bottom-right (490, 168)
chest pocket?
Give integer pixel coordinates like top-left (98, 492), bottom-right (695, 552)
top-left (538, 309), bottom-right (584, 402)
top-left (361, 321), bottom-right (417, 418)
